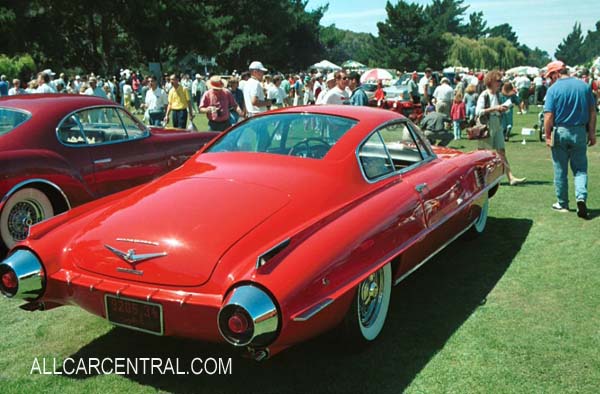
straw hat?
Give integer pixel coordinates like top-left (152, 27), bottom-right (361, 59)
top-left (207, 75), bottom-right (224, 90)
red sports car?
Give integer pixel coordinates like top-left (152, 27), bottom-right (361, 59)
top-left (0, 94), bottom-right (217, 250)
top-left (0, 105), bottom-right (503, 360)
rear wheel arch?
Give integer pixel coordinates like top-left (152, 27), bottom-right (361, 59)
top-left (0, 179), bottom-right (71, 249)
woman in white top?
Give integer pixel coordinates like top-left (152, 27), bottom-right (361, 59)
top-left (476, 70), bottom-right (525, 185)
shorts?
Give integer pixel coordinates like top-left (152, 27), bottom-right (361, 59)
top-left (518, 88), bottom-right (529, 101)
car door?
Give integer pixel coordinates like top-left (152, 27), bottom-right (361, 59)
top-left (69, 107), bottom-right (165, 197)
top-left (375, 121), bottom-right (468, 278)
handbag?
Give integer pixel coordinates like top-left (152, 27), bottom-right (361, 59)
top-left (466, 122), bottom-right (489, 139)
top-left (466, 91), bottom-right (492, 140)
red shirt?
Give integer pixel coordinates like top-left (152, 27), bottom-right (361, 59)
top-left (200, 89), bottom-right (237, 122)
top-left (450, 101), bottom-right (466, 121)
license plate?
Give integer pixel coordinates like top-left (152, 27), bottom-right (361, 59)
top-left (105, 294), bottom-right (163, 335)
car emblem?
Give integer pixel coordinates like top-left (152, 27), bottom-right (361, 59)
top-left (105, 244), bottom-right (167, 266)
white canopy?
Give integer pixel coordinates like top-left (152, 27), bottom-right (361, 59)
top-left (311, 60), bottom-right (342, 71)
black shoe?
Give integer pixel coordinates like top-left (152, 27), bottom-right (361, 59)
top-left (576, 200), bottom-right (589, 219)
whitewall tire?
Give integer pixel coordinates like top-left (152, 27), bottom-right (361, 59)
top-left (0, 188), bottom-right (54, 249)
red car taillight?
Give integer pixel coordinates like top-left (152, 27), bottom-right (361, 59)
top-left (228, 312), bottom-right (250, 334)
top-left (1, 270), bottom-right (18, 294)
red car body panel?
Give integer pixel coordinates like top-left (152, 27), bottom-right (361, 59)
top-left (0, 94), bottom-right (218, 248)
top-left (4, 105), bottom-right (504, 358)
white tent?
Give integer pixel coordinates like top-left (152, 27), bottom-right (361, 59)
top-left (311, 60), bottom-right (342, 71)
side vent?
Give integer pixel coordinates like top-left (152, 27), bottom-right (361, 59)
top-left (474, 167), bottom-right (486, 188)
top-left (256, 239), bottom-right (291, 269)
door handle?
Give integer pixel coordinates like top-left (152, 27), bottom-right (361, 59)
top-left (93, 158), bottom-right (112, 164)
top-left (415, 183), bottom-right (427, 193)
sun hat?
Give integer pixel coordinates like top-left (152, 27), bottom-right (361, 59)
top-left (207, 75), bottom-right (224, 90)
top-left (545, 61), bottom-right (566, 78)
top-left (249, 61), bottom-right (268, 72)
top-left (326, 73), bottom-right (335, 83)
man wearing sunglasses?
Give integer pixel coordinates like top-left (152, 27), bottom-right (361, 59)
top-left (322, 71), bottom-right (349, 105)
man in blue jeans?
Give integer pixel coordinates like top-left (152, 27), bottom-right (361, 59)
top-left (544, 61), bottom-right (597, 219)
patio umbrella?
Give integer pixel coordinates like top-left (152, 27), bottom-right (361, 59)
top-left (360, 68), bottom-right (394, 83)
top-left (342, 60), bottom-right (367, 69)
top-left (311, 60), bottom-right (342, 71)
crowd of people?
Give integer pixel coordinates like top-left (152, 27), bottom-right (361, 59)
top-left (0, 59), bottom-right (597, 217)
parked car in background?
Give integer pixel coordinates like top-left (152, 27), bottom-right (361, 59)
top-left (0, 105), bottom-right (504, 360)
top-left (0, 94), bottom-right (218, 251)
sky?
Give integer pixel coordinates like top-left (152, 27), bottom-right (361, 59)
top-left (306, 0), bottom-right (600, 57)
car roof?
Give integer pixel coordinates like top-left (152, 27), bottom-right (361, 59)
top-left (0, 94), bottom-right (116, 117)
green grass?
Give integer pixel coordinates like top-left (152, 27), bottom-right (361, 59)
top-left (1, 106), bottom-right (600, 393)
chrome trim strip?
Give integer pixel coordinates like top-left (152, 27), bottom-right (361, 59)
top-left (116, 238), bottom-right (160, 246)
top-left (55, 104), bottom-right (150, 148)
top-left (93, 158), bottom-right (112, 164)
top-left (104, 294), bottom-right (164, 336)
top-left (292, 298), bottom-right (334, 322)
top-left (0, 178), bottom-right (71, 209)
top-left (255, 238), bottom-right (290, 269)
top-left (393, 219), bottom-right (476, 286)
top-left (116, 267), bottom-right (144, 275)
top-left (355, 119), bottom-right (437, 184)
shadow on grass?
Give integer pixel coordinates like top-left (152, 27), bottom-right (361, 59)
top-left (62, 217), bottom-right (532, 394)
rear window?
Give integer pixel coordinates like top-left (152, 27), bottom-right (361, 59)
top-left (206, 113), bottom-right (358, 159)
top-left (0, 108), bottom-right (31, 136)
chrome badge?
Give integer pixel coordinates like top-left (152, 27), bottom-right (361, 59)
top-left (105, 243), bottom-right (167, 275)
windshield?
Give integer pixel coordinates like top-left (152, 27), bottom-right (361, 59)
top-left (0, 108), bottom-right (31, 137)
top-left (206, 113), bottom-right (358, 159)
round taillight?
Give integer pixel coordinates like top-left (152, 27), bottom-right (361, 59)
top-left (1, 270), bottom-right (18, 291)
top-left (228, 312), bottom-right (249, 334)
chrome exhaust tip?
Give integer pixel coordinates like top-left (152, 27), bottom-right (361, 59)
top-left (0, 249), bottom-right (45, 300)
top-left (218, 285), bottom-right (279, 347)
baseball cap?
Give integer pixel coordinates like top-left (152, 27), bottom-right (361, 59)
top-left (326, 73), bottom-right (335, 83)
top-left (249, 61), bottom-right (268, 72)
top-left (545, 61), bottom-right (565, 78)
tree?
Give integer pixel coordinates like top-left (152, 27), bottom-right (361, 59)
top-left (425, 0), bottom-right (469, 36)
top-left (320, 25), bottom-right (376, 67)
top-left (464, 11), bottom-right (487, 39)
top-left (555, 22), bottom-right (586, 65)
top-left (487, 23), bottom-right (519, 46)
top-left (582, 20), bottom-right (600, 65)
top-left (520, 45), bottom-right (551, 68)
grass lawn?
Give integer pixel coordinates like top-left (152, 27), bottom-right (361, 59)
top-left (1, 106), bottom-right (599, 394)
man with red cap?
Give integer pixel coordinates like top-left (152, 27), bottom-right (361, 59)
top-left (544, 60), bottom-right (597, 219)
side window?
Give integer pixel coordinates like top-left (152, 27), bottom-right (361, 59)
top-left (358, 132), bottom-right (394, 180)
top-left (58, 114), bottom-right (86, 144)
top-left (117, 108), bottom-right (148, 139)
top-left (378, 122), bottom-right (425, 170)
top-left (77, 108), bottom-right (126, 144)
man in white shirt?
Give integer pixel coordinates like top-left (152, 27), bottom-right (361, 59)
top-left (8, 79), bottom-right (26, 96)
top-left (192, 73), bottom-right (207, 110)
top-left (432, 77), bottom-right (454, 115)
top-left (143, 76), bottom-right (168, 125)
top-left (316, 73), bottom-right (336, 104)
top-left (35, 72), bottom-right (57, 94)
top-left (243, 61), bottom-right (271, 116)
top-left (514, 72), bottom-right (532, 114)
top-left (322, 71), bottom-right (349, 105)
top-left (418, 67), bottom-right (432, 106)
top-left (84, 76), bottom-right (108, 98)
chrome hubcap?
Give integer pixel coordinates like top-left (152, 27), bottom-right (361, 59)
top-left (358, 271), bottom-right (384, 328)
top-left (7, 200), bottom-right (45, 241)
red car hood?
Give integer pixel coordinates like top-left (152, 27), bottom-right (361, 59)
top-left (71, 177), bottom-right (290, 286)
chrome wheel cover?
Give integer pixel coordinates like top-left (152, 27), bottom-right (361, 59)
top-left (7, 199), bottom-right (45, 241)
top-left (358, 271), bottom-right (385, 328)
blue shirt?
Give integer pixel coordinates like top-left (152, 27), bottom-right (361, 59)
top-left (348, 87), bottom-right (369, 106)
top-left (0, 80), bottom-right (8, 96)
top-left (544, 77), bottom-right (594, 126)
